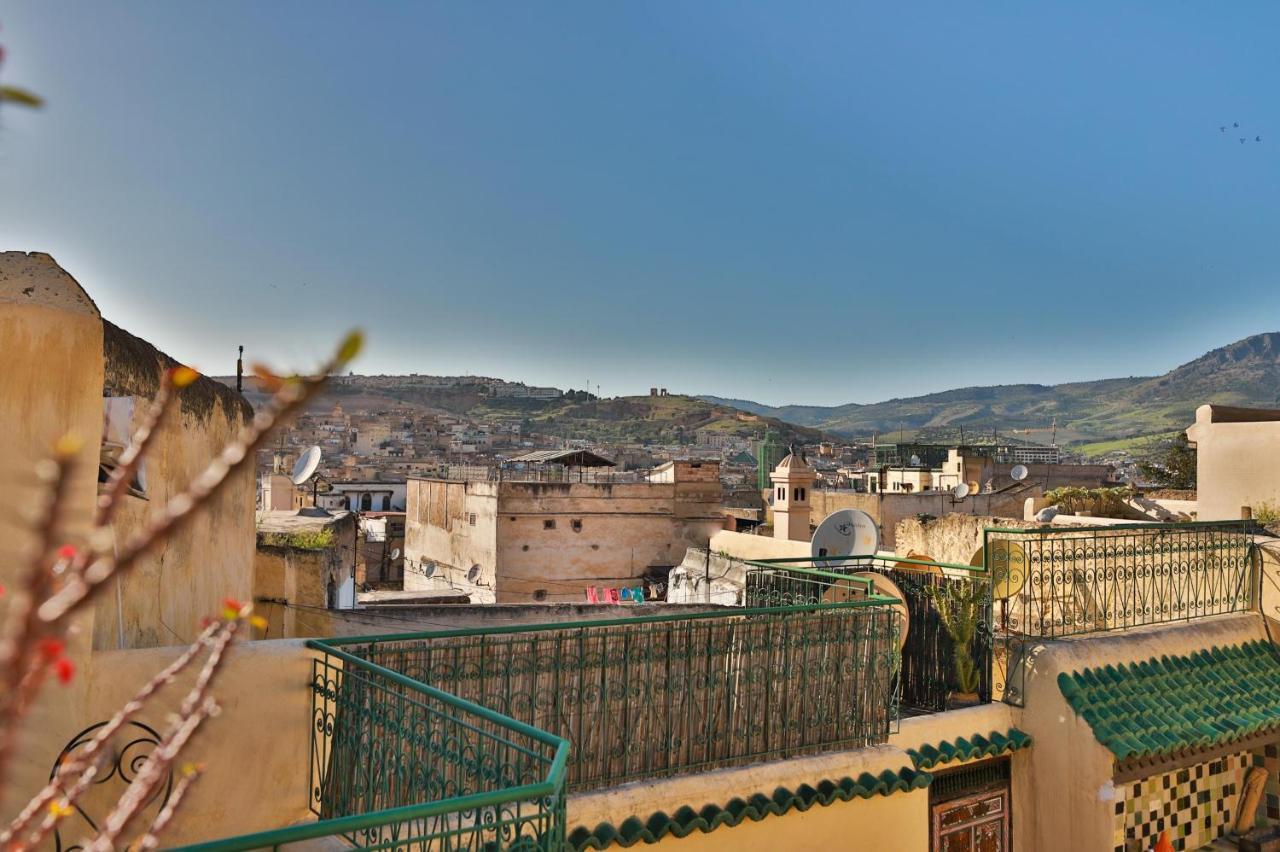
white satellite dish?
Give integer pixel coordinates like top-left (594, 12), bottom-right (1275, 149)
top-left (909, 454), bottom-right (921, 467)
top-left (390, 548), bottom-right (401, 560)
top-left (291, 446), bottom-right (322, 486)
top-left (811, 509), bottom-right (880, 567)
top-left (1011, 464), bottom-right (1029, 482)
top-left (422, 560), bottom-right (436, 578)
top-left (953, 482), bottom-right (970, 499)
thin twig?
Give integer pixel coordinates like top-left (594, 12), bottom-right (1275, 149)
top-left (39, 366), bottom-right (338, 625)
top-left (2, 621), bottom-right (220, 847)
top-left (133, 765), bottom-right (202, 851)
top-left (88, 621), bottom-right (238, 848)
top-left (0, 449), bottom-right (76, 794)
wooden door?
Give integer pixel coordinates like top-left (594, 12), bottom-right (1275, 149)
top-left (930, 777), bottom-right (1010, 851)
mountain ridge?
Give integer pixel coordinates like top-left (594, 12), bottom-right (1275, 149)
top-left (700, 332), bottom-right (1280, 444)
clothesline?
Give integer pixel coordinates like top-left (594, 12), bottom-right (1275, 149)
top-left (585, 586), bottom-right (646, 604)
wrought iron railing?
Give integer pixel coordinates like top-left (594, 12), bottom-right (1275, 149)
top-left (985, 520), bottom-right (1256, 706)
top-left (325, 602), bottom-right (902, 792)
top-left (171, 644), bottom-right (569, 852)
top-left (742, 556), bottom-right (993, 715)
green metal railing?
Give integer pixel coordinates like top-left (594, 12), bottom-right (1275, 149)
top-left (172, 644), bottom-right (569, 852)
top-left (985, 520), bottom-right (1256, 705)
top-left (173, 598), bottom-right (906, 849)
top-left (741, 555), bottom-right (994, 715)
top-left (328, 601), bottom-right (902, 792)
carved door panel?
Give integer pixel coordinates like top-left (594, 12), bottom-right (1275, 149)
top-left (932, 785), bottom-right (1009, 852)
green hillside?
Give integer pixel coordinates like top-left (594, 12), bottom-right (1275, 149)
top-left (703, 332), bottom-right (1280, 446)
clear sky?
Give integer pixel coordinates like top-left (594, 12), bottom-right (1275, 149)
top-left (2, 2), bottom-right (1278, 405)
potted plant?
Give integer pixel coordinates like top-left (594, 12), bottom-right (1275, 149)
top-left (926, 581), bottom-right (987, 707)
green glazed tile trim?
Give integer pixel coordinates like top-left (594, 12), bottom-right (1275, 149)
top-left (1057, 639), bottom-right (1280, 762)
top-left (567, 766), bottom-right (933, 850)
top-left (906, 728), bottom-right (1032, 770)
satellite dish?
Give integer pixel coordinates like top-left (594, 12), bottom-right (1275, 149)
top-left (909, 454), bottom-right (922, 467)
top-left (466, 565), bottom-right (482, 583)
top-left (969, 542), bottom-right (1028, 600)
top-left (826, 572), bottom-right (909, 648)
top-left (422, 560), bottom-right (436, 578)
top-left (1011, 464), bottom-right (1029, 482)
top-left (390, 548), bottom-right (401, 560)
top-left (291, 446), bottom-right (322, 486)
top-left (811, 509), bottom-right (879, 566)
top-left (953, 483), bottom-right (970, 499)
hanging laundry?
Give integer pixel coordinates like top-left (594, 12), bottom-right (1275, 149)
top-left (620, 588), bottom-right (633, 601)
top-left (586, 586), bottom-right (599, 604)
top-left (632, 587), bottom-right (645, 603)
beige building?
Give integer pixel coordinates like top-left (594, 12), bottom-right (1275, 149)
top-left (253, 510), bottom-right (358, 638)
top-left (1186, 404), bottom-right (1280, 521)
top-left (403, 460), bottom-right (725, 602)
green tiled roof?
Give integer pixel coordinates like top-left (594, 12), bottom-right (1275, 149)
top-left (567, 767), bottom-right (932, 850)
top-left (1057, 640), bottom-right (1280, 762)
top-left (907, 729), bottom-right (1032, 770)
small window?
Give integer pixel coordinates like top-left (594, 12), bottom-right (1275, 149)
top-left (544, 519), bottom-right (556, 530)
top-left (468, 513), bottom-right (477, 526)
top-left (571, 519), bottom-right (583, 533)
top-left (532, 589), bottom-right (548, 602)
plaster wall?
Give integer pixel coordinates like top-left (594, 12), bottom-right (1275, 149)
top-left (1187, 406), bottom-right (1280, 521)
top-left (568, 743), bottom-right (928, 851)
top-left (0, 252), bottom-right (103, 817)
top-left (1013, 613), bottom-right (1267, 852)
top-left (80, 639), bottom-right (315, 846)
top-left (706, 529), bottom-right (810, 561)
top-left (98, 323), bottom-right (255, 650)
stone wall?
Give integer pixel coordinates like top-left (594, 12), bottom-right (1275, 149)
top-left (893, 513), bottom-right (1023, 565)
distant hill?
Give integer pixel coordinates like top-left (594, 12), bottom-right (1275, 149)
top-left (701, 332), bottom-right (1280, 446)
top-left (214, 373), bottom-right (825, 448)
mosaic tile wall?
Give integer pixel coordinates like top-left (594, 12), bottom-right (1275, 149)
top-left (1253, 743), bottom-right (1280, 824)
top-left (1111, 752), bottom-right (1249, 852)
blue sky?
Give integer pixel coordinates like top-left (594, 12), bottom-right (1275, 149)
top-left (1, 2), bottom-right (1278, 405)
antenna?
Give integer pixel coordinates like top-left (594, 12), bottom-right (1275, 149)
top-left (291, 446), bottom-right (322, 486)
top-left (952, 482), bottom-right (970, 500)
top-left (1011, 464), bottom-right (1029, 482)
top-left (811, 509), bottom-right (879, 567)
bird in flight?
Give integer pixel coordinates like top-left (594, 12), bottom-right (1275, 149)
top-left (1240, 137), bottom-right (1247, 144)
top-left (1221, 126), bottom-right (1227, 132)
top-left (1234, 122), bottom-right (1240, 128)
top-left (1256, 136), bottom-right (1263, 142)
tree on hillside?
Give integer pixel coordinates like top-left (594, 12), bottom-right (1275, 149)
top-left (1136, 432), bottom-right (1196, 489)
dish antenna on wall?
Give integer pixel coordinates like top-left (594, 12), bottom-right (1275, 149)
top-left (291, 446), bottom-right (322, 485)
top-left (1010, 464), bottom-right (1029, 482)
top-left (811, 509), bottom-right (879, 567)
top-left (952, 482), bottom-right (970, 500)
top-left (909, 454), bottom-right (921, 467)
top-left (389, 548), bottom-right (401, 560)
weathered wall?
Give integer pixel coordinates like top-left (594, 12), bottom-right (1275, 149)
top-left (404, 477), bottom-right (725, 604)
top-left (494, 481), bottom-right (723, 602)
top-left (809, 489), bottom-right (1037, 547)
top-left (402, 478), bottom-right (500, 601)
top-left (0, 252), bottom-right (103, 817)
top-left (568, 743), bottom-right (929, 851)
top-left (95, 321), bottom-right (255, 651)
top-left (254, 512), bottom-right (359, 637)
top-left (1187, 405), bottom-right (1280, 521)
top-left (80, 639), bottom-right (315, 845)
top-left (893, 514), bottom-right (1023, 565)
